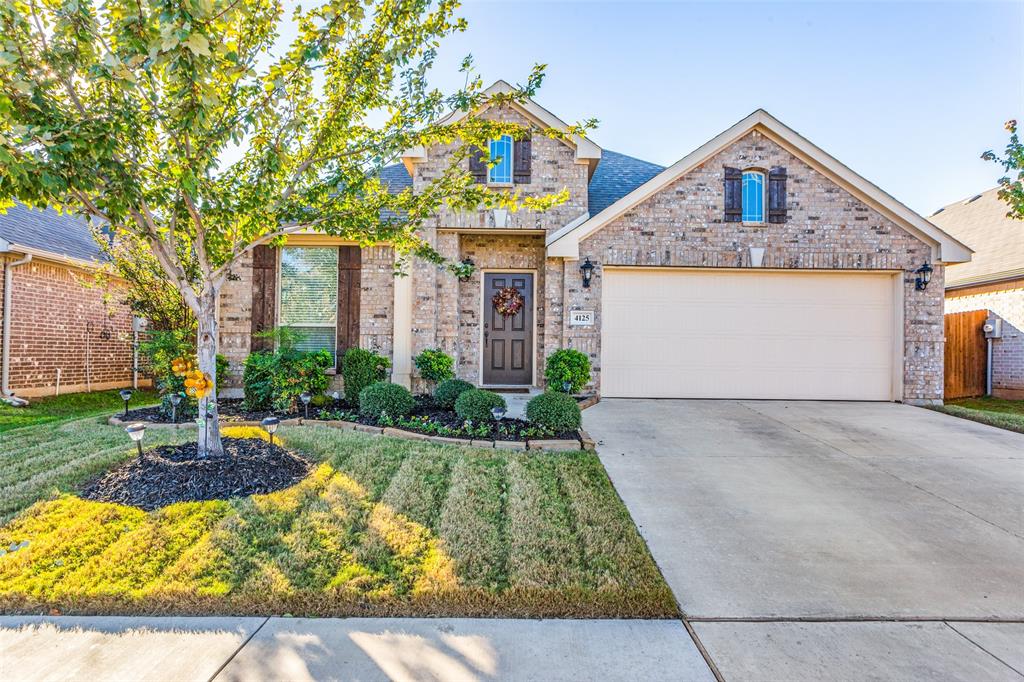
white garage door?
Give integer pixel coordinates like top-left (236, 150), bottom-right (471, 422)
top-left (601, 268), bottom-right (898, 400)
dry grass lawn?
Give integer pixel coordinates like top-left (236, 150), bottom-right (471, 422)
top-left (0, 423), bottom-right (677, 618)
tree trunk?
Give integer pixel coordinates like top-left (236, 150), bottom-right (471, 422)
top-left (196, 289), bottom-right (224, 458)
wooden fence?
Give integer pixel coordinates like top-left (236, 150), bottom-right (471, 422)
top-left (944, 309), bottom-right (988, 400)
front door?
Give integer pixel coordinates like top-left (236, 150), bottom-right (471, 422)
top-left (483, 272), bottom-right (533, 385)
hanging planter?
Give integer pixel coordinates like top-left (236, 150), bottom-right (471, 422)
top-left (492, 286), bottom-right (525, 317)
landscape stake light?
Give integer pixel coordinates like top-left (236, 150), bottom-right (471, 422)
top-left (491, 406), bottom-right (507, 421)
top-left (915, 262), bottom-right (933, 291)
top-left (300, 392), bottom-right (312, 419)
top-left (331, 391), bottom-right (341, 403)
top-left (119, 389), bottom-right (133, 417)
top-left (562, 381), bottom-right (572, 394)
top-left (168, 392), bottom-right (183, 424)
top-left (262, 416), bottom-right (280, 446)
top-left (579, 257), bottom-right (596, 288)
top-left (125, 423), bottom-right (146, 458)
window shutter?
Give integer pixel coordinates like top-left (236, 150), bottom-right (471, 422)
top-left (724, 167), bottom-right (742, 222)
top-left (336, 246), bottom-right (361, 370)
top-left (250, 245), bottom-right (277, 352)
top-left (513, 136), bottom-right (532, 184)
top-left (768, 167), bottom-right (788, 224)
top-left (468, 145), bottom-right (487, 183)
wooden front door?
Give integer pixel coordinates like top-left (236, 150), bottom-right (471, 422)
top-left (483, 272), bottom-right (533, 385)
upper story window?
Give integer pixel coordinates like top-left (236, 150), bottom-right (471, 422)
top-left (279, 246), bottom-right (338, 360)
top-left (488, 135), bottom-right (514, 184)
top-left (741, 171), bottom-right (765, 223)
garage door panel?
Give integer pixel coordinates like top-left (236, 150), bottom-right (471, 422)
top-left (601, 269), bottom-right (897, 400)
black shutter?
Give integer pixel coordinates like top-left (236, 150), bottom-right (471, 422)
top-left (724, 167), bottom-right (742, 222)
top-left (768, 167), bottom-right (787, 224)
top-left (250, 245), bottom-right (277, 352)
top-left (513, 136), bottom-right (532, 184)
top-left (468, 145), bottom-right (487, 183)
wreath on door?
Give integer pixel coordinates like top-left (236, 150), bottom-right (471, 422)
top-left (491, 286), bottom-right (525, 317)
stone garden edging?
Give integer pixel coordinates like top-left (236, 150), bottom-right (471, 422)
top-left (108, 412), bottom-right (596, 452)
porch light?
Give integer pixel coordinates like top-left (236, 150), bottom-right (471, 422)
top-left (125, 423), bottom-right (146, 459)
top-left (119, 389), bottom-right (133, 418)
top-left (168, 392), bottom-right (183, 424)
top-left (261, 416), bottom-right (280, 446)
top-left (915, 262), bottom-right (933, 291)
top-left (300, 392), bottom-right (312, 419)
top-left (491, 406), bottom-right (507, 421)
top-left (580, 257), bottom-right (596, 288)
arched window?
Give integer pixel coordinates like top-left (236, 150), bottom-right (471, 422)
top-left (741, 170), bottom-right (765, 223)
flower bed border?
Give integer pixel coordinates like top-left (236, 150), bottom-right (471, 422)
top-left (108, 412), bottom-right (597, 452)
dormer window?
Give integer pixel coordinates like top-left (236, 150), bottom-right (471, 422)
top-left (488, 135), bottom-right (514, 184)
top-left (741, 171), bottom-right (765, 223)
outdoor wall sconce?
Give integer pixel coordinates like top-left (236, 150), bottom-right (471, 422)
top-left (915, 262), bottom-right (933, 291)
top-left (580, 257), bottom-right (596, 288)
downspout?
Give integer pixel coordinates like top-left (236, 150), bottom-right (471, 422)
top-left (1, 247), bottom-right (32, 406)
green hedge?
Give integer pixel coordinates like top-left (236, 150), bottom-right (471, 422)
top-left (454, 389), bottom-right (506, 423)
top-left (526, 391), bottom-right (581, 432)
top-left (342, 348), bottom-right (391, 404)
top-left (544, 348), bottom-right (591, 393)
top-left (434, 378), bottom-right (474, 410)
top-left (359, 382), bottom-right (415, 420)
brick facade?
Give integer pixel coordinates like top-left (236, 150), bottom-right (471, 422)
top-left (946, 280), bottom-right (1024, 399)
top-left (1, 254), bottom-right (137, 397)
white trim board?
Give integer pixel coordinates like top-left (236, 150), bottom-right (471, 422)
top-left (547, 109), bottom-right (972, 264)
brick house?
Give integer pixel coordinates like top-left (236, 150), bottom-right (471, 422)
top-left (933, 188), bottom-right (1024, 399)
top-left (0, 203), bottom-right (139, 400)
top-left (218, 81), bottom-right (970, 404)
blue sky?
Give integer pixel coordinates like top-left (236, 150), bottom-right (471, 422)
top-left (417, 1), bottom-right (1022, 216)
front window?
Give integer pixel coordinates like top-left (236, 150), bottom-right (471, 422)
top-left (279, 247), bottom-right (338, 359)
top-left (488, 135), bottom-right (513, 184)
top-left (742, 171), bottom-right (765, 223)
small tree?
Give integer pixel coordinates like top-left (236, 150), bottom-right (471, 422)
top-left (982, 119), bottom-right (1024, 219)
top-left (0, 0), bottom-right (592, 456)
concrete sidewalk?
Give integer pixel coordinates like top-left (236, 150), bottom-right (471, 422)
top-left (0, 616), bottom-right (714, 681)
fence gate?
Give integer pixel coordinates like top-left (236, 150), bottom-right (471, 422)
top-left (944, 309), bottom-right (988, 400)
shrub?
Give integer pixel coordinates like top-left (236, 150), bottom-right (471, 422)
top-left (544, 348), bottom-right (591, 394)
top-left (434, 378), bottom-right (474, 410)
top-left (242, 328), bottom-right (333, 411)
top-left (242, 351), bottom-right (277, 411)
top-left (342, 347), bottom-right (391, 404)
top-left (526, 391), bottom-right (582, 432)
top-left (359, 382), bottom-right (415, 420)
top-left (414, 348), bottom-right (455, 384)
top-left (140, 329), bottom-right (229, 419)
top-left (454, 389), bottom-right (506, 423)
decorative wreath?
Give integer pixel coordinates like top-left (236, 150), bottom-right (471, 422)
top-left (491, 286), bottom-right (525, 318)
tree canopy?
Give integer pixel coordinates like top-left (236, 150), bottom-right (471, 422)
top-left (983, 119), bottom-right (1024, 220)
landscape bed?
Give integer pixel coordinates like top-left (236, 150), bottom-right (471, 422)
top-left (0, 424), bottom-right (676, 619)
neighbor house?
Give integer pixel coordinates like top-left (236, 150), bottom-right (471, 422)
top-left (932, 188), bottom-right (1024, 399)
top-left (0, 203), bottom-right (138, 400)
top-left (217, 81), bottom-right (971, 404)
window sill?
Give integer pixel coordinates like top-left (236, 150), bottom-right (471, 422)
top-left (742, 221), bottom-right (767, 227)
top-left (487, 182), bottom-right (514, 188)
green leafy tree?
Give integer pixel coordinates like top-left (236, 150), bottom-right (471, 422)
top-left (982, 119), bottom-right (1024, 219)
top-left (0, 0), bottom-right (593, 456)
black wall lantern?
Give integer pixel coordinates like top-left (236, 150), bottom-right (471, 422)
top-left (580, 257), bottom-right (596, 288)
top-left (914, 262), bottom-right (933, 291)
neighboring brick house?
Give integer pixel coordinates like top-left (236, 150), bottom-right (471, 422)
top-left (933, 188), bottom-right (1024, 398)
top-left (219, 81), bottom-right (970, 404)
top-left (0, 203), bottom-right (139, 400)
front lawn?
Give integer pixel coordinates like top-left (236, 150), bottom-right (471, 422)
top-left (0, 388), bottom-right (159, 433)
top-left (931, 397), bottom-right (1024, 435)
top-left (0, 424), bottom-right (676, 619)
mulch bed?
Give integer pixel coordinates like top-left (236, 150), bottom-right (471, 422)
top-left (80, 437), bottom-right (313, 510)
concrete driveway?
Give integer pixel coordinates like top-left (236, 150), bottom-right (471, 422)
top-left (585, 400), bottom-right (1024, 681)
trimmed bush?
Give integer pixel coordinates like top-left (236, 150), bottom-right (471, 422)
top-left (544, 348), bottom-right (591, 394)
top-left (434, 378), bottom-right (474, 410)
top-left (342, 347), bottom-right (391, 403)
top-left (454, 389), bottom-right (507, 423)
top-left (359, 382), bottom-right (415, 420)
top-left (526, 391), bottom-right (582, 432)
top-left (414, 348), bottom-right (455, 383)
top-left (242, 351), bottom-right (277, 411)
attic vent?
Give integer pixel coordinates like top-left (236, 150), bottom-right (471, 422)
top-left (964, 194), bottom-right (982, 204)
top-left (932, 207), bottom-right (945, 216)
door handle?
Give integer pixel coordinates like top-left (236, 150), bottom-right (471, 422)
top-left (484, 330), bottom-right (489, 347)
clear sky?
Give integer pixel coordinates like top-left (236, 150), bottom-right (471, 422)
top-left (416, 1), bottom-right (1022, 217)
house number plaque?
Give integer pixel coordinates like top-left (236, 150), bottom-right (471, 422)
top-left (569, 310), bottom-right (595, 327)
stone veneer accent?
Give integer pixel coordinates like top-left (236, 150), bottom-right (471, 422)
top-left (946, 280), bottom-right (1024, 399)
top-left (556, 130), bottom-right (944, 403)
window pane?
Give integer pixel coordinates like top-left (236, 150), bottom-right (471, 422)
top-left (280, 247), bottom-right (337, 355)
top-left (742, 172), bottom-right (764, 222)
top-left (488, 135), bottom-right (513, 183)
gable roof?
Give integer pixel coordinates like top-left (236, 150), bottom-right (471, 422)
top-left (930, 188), bottom-right (1024, 288)
top-left (0, 202), bottom-right (105, 264)
top-left (401, 80), bottom-right (602, 178)
top-left (546, 109), bottom-right (973, 263)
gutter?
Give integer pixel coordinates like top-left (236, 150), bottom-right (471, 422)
top-left (1, 241), bottom-right (32, 406)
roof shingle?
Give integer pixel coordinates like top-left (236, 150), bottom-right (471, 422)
top-left (930, 188), bottom-right (1024, 288)
top-left (0, 202), bottom-right (104, 262)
